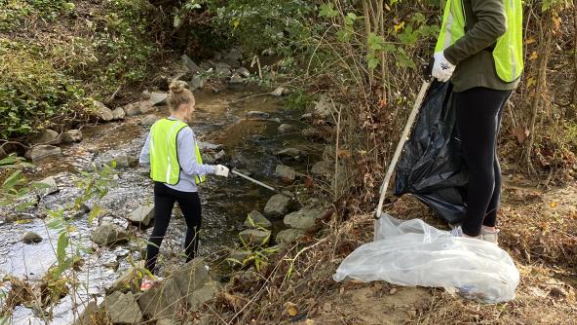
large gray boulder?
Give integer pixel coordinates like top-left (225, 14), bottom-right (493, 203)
top-left (34, 129), bottom-right (60, 145)
top-left (239, 229), bottom-right (271, 247)
top-left (263, 194), bottom-right (292, 218)
top-left (104, 291), bottom-right (143, 324)
top-left (190, 76), bottom-right (207, 90)
top-left (271, 86), bottom-right (290, 97)
top-left (276, 148), bottom-right (304, 160)
top-left (223, 48), bottom-right (243, 68)
top-left (243, 210), bottom-right (272, 229)
top-left (25, 145), bottom-right (62, 161)
top-left (92, 101), bottom-right (114, 122)
top-left (276, 229), bottom-right (305, 246)
top-left (236, 67), bottom-right (250, 78)
top-left (283, 206), bottom-right (328, 231)
top-left (128, 204), bottom-right (154, 226)
top-left (123, 101), bottom-right (154, 117)
top-left (33, 176), bottom-right (59, 196)
top-left (189, 280), bottom-right (222, 312)
top-left (140, 114), bottom-right (158, 128)
top-left (62, 130), bottom-right (83, 143)
top-left (275, 165), bottom-right (296, 183)
top-left (91, 223), bottom-right (129, 246)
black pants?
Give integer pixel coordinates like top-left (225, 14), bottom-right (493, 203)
top-left (454, 87), bottom-right (511, 237)
top-left (145, 182), bottom-right (202, 273)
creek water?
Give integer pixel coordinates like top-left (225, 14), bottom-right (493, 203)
top-left (0, 84), bottom-right (323, 324)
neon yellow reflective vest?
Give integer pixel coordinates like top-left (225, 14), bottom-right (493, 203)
top-left (149, 119), bottom-right (206, 185)
top-left (435, 0), bottom-right (524, 83)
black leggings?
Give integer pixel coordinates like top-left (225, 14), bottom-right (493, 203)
top-left (454, 87), bottom-right (511, 237)
top-left (145, 182), bottom-right (202, 273)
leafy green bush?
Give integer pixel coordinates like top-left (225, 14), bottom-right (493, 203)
top-left (0, 39), bottom-right (87, 138)
top-left (0, 0), bottom-right (75, 31)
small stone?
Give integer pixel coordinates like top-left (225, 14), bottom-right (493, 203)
top-left (25, 145), bottom-right (62, 161)
top-left (275, 165), bottom-right (296, 183)
top-left (283, 206), bottom-right (328, 231)
top-left (311, 160), bottom-right (333, 178)
top-left (104, 291), bottom-right (143, 324)
top-left (276, 229), bottom-right (305, 246)
top-left (123, 101), bottom-right (153, 117)
top-left (223, 49), bottom-right (243, 68)
top-left (239, 229), bottom-right (271, 247)
top-left (34, 129), bottom-right (60, 145)
top-left (278, 124), bottom-right (295, 134)
top-left (142, 90), bottom-right (151, 100)
top-left (236, 67), bottom-right (250, 78)
top-left (247, 111), bottom-right (269, 119)
top-left (92, 101), bottom-right (114, 122)
top-left (62, 130), bottom-right (83, 143)
top-left (271, 86), bottom-right (289, 97)
top-left (276, 148), bottom-right (303, 159)
top-left (112, 107), bottom-right (126, 120)
top-left (301, 113), bottom-right (313, 120)
top-left (141, 115), bottom-right (158, 128)
top-left (22, 232), bottom-right (42, 244)
top-left (151, 91), bottom-right (168, 106)
top-left (33, 176), bottom-right (59, 196)
top-left (244, 210), bottom-right (272, 229)
top-left (91, 223), bottom-right (129, 246)
top-left (230, 73), bottom-right (244, 84)
top-left (215, 62), bottom-right (232, 76)
top-left (182, 54), bottom-right (201, 73)
top-left (264, 194), bottom-right (292, 218)
top-left (128, 204), bottom-right (155, 226)
top-left (314, 95), bottom-right (333, 118)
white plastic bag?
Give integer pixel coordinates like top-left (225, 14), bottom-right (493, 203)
top-left (333, 214), bottom-right (520, 303)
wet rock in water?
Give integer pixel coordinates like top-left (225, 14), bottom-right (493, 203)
top-left (106, 262), bottom-right (145, 294)
top-left (230, 73), bottom-right (244, 84)
top-left (278, 124), bottom-right (295, 134)
top-left (92, 101), bottom-right (114, 122)
top-left (246, 111), bottom-right (269, 119)
top-left (302, 126), bottom-right (334, 142)
top-left (141, 114), bottom-right (158, 128)
top-left (62, 129), bottom-right (83, 143)
top-left (190, 76), bottom-right (207, 90)
top-left (223, 48), bottom-right (243, 68)
top-left (239, 229), bottom-right (271, 247)
top-left (128, 203), bottom-right (154, 226)
top-left (311, 160), bottom-right (333, 178)
top-left (314, 95), bottom-right (333, 118)
top-left (91, 223), bottom-right (129, 246)
top-left (22, 231), bottom-right (42, 244)
top-left (275, 165), bottom-right (296, 183)
top-left (33, 176), bottom-right (59, 196)
top-left (182, 54), bottom-right (201, 73)
top-left (111, 107), bottom-right (126, 120)
top-left (264, 194), bottom-right (293, 218)
top-left (151, 91), bottom-right (168, 106)
top-left (276, 148), bottom-right (304, 160)
top-left (34, 129), bottom-right (60, 145)
top-left (244, 210), bottom-right (272, 229)
top-left (284, 206), bottom-right (329, 231)
top-left (271, 86), bottom-right (290, 97)
top-left (25, 145), bottom-right (62, 161)
top-left (276, 228), bottom-right (305, 246)
top-left (73, 301), bottom-right (102, 325)
top-left (236, 67), bottom-right (250, 78)
top-left (104, 291), bottom-right (143, 324)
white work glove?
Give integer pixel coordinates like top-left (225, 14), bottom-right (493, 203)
top-left (214, 165), bottom-right (230, 177)
top-left (432, 52), bottom-right (456, 83)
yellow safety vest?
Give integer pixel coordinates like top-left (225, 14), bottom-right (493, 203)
top-left (435, 0), bottom-right (524, 83)
top-left (149, 119), bottom-right (206, 185)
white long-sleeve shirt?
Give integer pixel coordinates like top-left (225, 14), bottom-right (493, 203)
top-left (139, 117), bottom-right (216, 192)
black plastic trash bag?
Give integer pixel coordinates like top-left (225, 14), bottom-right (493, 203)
top-left (393, 80), bottom-right (468, 224)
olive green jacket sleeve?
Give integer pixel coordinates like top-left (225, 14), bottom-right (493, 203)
top-left (444, 0), bottom-right (507, 65)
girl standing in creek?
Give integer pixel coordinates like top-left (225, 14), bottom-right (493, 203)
top-left (139, 81), bottom-right (230, 290)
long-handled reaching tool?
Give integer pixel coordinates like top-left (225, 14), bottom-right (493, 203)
top-left (375, 80), bottom-right (432, 219)
top-left (231, 169), bottom-right (276, 192)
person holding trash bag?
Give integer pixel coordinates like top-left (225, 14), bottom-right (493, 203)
top-left (138, 80), bottom-right (230, 290)
top-left (431, 0), bottom-right (523, 242)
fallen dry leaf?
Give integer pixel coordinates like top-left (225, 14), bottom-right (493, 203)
top-left (284, 302), bottom-right (298, 317)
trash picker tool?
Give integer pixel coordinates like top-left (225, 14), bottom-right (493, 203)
top-left (231, 169), bottom-right (276, 192)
